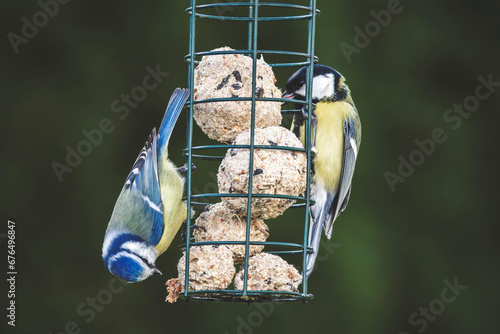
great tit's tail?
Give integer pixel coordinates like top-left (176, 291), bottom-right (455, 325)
top-left (305, 218), bottom-right (322, 278)
top-left (157, 88), bottom-right (189, 155)
top-left (306, 187), bottom-right (336, 278)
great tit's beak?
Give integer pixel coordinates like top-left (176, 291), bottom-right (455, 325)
top-left (153, 267), bottom-right (162, 275)
top-left (281, 91), bottom-right (296, 100)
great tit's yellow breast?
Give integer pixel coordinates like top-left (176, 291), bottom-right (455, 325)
top-left (308, 101), bottom-right (357, 191)
top-left (154, 155), bottom-right (186, 255)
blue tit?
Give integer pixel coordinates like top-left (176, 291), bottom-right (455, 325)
top-left (282, 65), bottom-right (361, 277)
top-left (102, 88), bottom-right (189, 283)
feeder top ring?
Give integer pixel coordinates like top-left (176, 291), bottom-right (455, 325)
top-left (186, 2), bottom-right (320, 22)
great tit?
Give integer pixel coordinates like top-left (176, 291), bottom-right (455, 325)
top-left (282, 65), bottom-right (361, 277)
top-left (102, 88), bottom-right (189, 283)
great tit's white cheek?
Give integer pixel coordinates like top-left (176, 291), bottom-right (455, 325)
top-left (312, 74), bottom-right (334, 100)
top-left (295, 84), bottom-right (306, 97)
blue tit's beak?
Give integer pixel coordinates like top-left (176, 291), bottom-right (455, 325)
top-left (281, 91), bottom-right (296, 100)
top-left (153, 267), bottom-right (162, 275)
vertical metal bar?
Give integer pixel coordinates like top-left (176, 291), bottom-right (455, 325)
top-left (242, 0), bottom-right (259, 297)
top-left (247, 0), bottom-right (254, 50)
top-left (302, 0), bottom-right (317, 298)
top-left (184, 0), bottom-right (196, 299)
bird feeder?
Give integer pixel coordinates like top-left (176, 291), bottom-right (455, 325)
top-left (179, 0), bottom-right (319, 303)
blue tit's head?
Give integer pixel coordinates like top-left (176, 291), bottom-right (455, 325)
top-left (283, 65), bottom-right (348, 103)
top-left (102, 232), bottom-right (161, 283)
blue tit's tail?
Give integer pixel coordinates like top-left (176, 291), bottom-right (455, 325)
top-left (157, 88), bottom-right (190, 156)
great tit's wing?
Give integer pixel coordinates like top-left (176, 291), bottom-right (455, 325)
top-left (323, 117), bottom-right (359, 239)
top-left (291, 105), bottom-right (306, 138)
top-left (305, 117), bottom-right (359, 277)
top-left (157, 88), bottom-right (189, 155)
top-left (110, 129), bottom-right (165, 246)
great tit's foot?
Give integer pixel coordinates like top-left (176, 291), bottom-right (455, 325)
top-left (177, 163), bottom-right (197, 174)
top-left (203, 204), bottom-right (212, 212)
top-left (311, 116), bottom-right (318, 149)
top-left (301, 106), bottom-right (317, 119)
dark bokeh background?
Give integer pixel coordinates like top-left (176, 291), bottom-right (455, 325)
top-left (2, 0), bottom-right (499, 333)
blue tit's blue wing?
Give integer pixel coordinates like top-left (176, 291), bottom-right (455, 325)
top-left (157, 88), bottom-right (189, 155)
top-left (323, 117), bottom-right (359, 238)
top-left (121, 128), bottom-right (165, 246)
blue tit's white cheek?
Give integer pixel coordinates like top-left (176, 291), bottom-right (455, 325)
top-left (312, 73), bottom-right (334, 100)
top-left (121, 241), bottom-right (158, 265)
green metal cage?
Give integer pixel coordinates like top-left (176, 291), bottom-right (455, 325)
top-left (181, 0), bottom-right (319, 302)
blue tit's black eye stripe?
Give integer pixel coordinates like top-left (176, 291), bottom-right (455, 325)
top-left (120, 249), bottom-right (156, 269)
top-left (124, 129), bottom-right (156, 190)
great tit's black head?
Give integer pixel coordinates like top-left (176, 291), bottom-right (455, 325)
top-left (283, 65), bottom-right (347, 103)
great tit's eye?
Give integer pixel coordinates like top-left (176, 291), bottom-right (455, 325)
top-left (299, 80), bottom-right (305, 85)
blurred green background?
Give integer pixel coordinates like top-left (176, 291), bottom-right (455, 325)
top-left (1, 0), bottom-right (499, 333)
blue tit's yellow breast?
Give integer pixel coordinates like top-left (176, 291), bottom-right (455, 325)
top-left (153, 155), bottom-right (187, 255)
top-left (303, 101), bottom-right (357, 191)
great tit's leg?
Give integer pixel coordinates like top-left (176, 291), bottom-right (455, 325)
top-left (176, 163), bottom-right (197, 174)
top-left (311, 116), bottom-right (318, 155)
top-left (301, 104), bottom-right (317, 118)
top-left (301, 106), bottom-right (308, 119)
